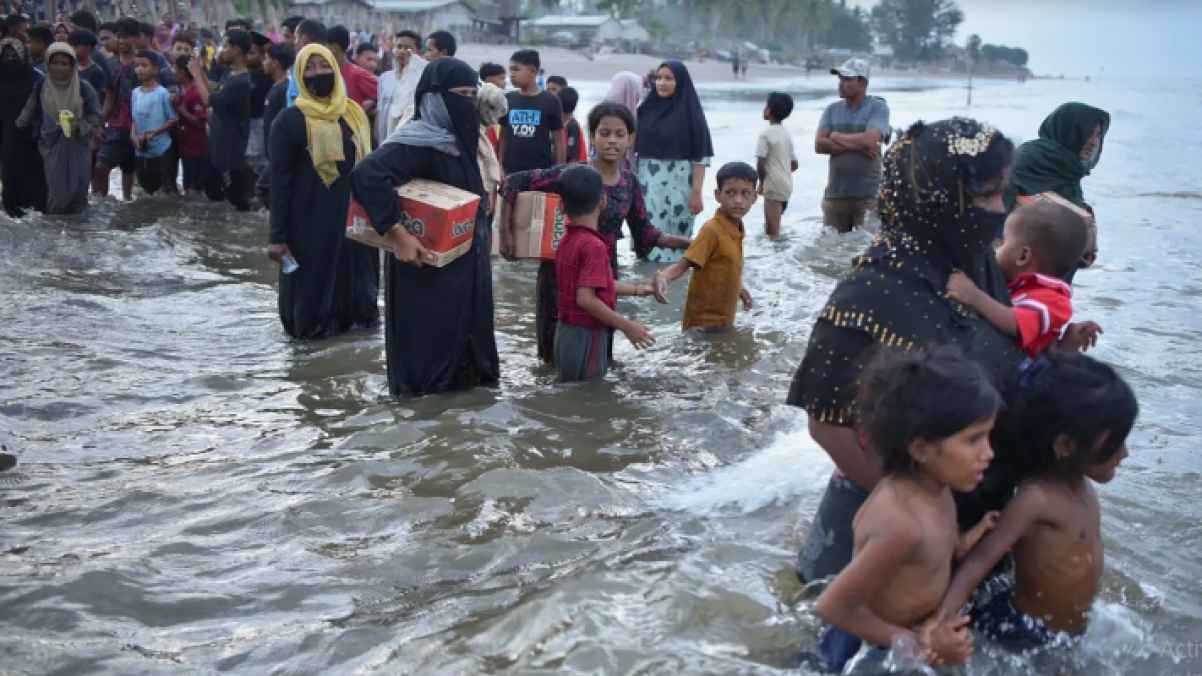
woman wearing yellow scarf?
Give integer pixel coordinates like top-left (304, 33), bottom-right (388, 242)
top-left (267, 43), bottom-right (378, 339)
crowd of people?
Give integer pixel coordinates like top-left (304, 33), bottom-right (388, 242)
top-left (0, 13), bottom-right (1138, 670)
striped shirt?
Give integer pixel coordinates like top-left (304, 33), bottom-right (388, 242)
top-left (1009, 272), bottom-right (1072, 357)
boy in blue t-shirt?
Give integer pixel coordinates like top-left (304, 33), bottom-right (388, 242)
top-left (130, 49), bottom-right (177, 195)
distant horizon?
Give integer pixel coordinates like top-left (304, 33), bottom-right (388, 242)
top-left (845, 0), bottom-right (1202, 79)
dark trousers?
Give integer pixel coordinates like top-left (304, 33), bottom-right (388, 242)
top-left (204, 165), bottom-right (253, 211)
top-left (181, 156), bottom-right (208, 191)
top-left (135, 155), bottom-right (166, 195)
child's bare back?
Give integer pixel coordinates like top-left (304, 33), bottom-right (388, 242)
top-left (1008, 478), bottom-right (1103, 633)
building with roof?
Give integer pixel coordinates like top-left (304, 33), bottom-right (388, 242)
top-left (524, 14), bottom-right (649, 47)
top-left (286, 0), bottom-right (474, 34)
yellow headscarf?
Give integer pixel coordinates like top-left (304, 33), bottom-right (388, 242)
top-left (293, 44), bottom-right (372, 187)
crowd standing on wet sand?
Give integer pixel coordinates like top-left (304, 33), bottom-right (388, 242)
top-left (0, 14), bottom-right (1138, 672)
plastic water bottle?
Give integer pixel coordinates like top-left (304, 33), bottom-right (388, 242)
top-left (281, 254), bottom-right (299, 274)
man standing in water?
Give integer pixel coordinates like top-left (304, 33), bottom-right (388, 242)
top-left (815, 58), bottom-right (890, 233)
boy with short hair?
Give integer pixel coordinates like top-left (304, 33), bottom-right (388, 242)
top-left (756, 91), bottom-right (798, 239)
top-left (94, 19), bottom-right (140, 200)
top-left (499, 49), bottom-right (564, 174)
top-left (192, 28), bottom-right (254, 211)
top-left (554, 165), bottom-right (660, 381)
top-left (546, 74), bottom-right (567, 96)
top-left (69, 29), bottom-right (109, 110)
top-left (655, 162), bottom-right (757, 331)
top-left (28, 24), bottom-right (53, 72)
top-left (130, 50), bottom-right (178, 195)
top-left (947, 200), bottom-right (1098, 357)
top-left (557, 86), bottom-right (587, 164)
top-left (479, 62), bottom-right (506, 89)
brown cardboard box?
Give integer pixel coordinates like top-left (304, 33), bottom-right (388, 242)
top-left (346, 179), bottom-right (481, 268)
top-left (507, 191), bottom-right (566, 260)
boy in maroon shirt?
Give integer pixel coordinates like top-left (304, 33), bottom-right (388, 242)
top-left (554, 165), bottom-right (660, 381)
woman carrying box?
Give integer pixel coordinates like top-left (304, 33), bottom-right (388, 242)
top-left (351, 57), bottom-right (500, 398)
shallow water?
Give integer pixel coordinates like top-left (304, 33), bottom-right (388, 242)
top-left (2, 75), bottom-right (1201, 675)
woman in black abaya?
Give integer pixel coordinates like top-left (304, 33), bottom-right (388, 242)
top-left (0, 38), bottom-right (47, 218)
top-left (787, 118), bottom-right (1024, 583)
top-left (351, 58), bottom-right (499, 398)
top-left (268, 44), bottom-right (378, 339)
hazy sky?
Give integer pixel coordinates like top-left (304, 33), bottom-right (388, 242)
top-left (848, 0), bottom-right (1202, 78)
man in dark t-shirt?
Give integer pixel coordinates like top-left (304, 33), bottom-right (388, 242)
top-left (499, 49), bottom-right (564, 174)
top-left (196, 29), bottom-right (254, 211)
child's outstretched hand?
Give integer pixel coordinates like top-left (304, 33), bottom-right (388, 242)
top-left (739, 287), bottom-right (753, 311)
top-left (957, 510), bottom-right (1000, 560)
top-left (653, 271), bottom-right (669, 304)
top-left (1060, 321), bottom-right (1103, 352)
top-left (916, 609), bottom-right (974, 666)
top-left (621, 320), bottom-right (655, 350)
top-left (945, 271), bottom-right (982, 307)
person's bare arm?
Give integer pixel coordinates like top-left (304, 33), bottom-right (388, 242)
top-left (653, 259), bottom-right (694, 302)
top-left (615, 280), bottom-right (654, 297)
top-left (553, 128), bottom-right (566, 165)
top-left (946, 271), bottom-right (1018, 336)
top-left (189, 59), bottom-right (212, 106)
top-left (956, 511), bottom-right (1000, 560)
top-left (816, 128), bottom-right (852, 155)
top-left (360, 98), bottom-right (376, 117)
top-left (830, 128), bottom-right (882, 152)
top-left (810, 416), bottom-right (882, 491)
top-left (655, 233), bottom-right (690, 249)
top-left (815, 522), bottom-right (927, 650)
top-left (688, 163), bottom-right (705, 215)
top-left (940, 488), bottom-right (1045, 617)
top-left (756, 156), bottom-right (768, 192)
top-left (577, 287), bottom-right (654, 349)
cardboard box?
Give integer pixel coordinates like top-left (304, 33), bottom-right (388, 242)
top-left (346, 179), bottom-right (480, 268)
top-left (507, 191), bottom-right (566, 260)
top-left (1015, 191), bottom-right (1092, 222)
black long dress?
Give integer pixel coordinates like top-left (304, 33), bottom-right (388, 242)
top-left (0, 66), bottom-right (47, 218)
top-left (269, 106), bottom-right (379, 339)
top-left (351, 143), bottom-right (500, 397)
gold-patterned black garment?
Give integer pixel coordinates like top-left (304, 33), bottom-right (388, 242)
top-left (787, 118), bottom-right (1024, 426)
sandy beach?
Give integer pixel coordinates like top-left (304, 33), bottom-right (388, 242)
top-left (456, 42), bottom-right (823, 85)
top-left (455, 41), bottom-right (1003, 86)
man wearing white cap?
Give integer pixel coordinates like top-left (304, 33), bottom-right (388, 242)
top-left (815, 58), bottom-right (890, 232)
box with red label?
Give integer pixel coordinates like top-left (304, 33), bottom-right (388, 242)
top-left (506, 191), bottom-right (566, 260)
top-left (345, 178), bottom-right (480, 268)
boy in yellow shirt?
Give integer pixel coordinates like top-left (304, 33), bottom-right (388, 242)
top-left (654, 162), bottom-right (756, 330)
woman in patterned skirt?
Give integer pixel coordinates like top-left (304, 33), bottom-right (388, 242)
top-left (635, 61), bottom-right (713, 263)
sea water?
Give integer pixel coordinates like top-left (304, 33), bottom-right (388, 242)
top-left (0, 74), bottom-right (1200, 674)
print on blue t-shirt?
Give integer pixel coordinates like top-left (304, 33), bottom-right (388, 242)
top-left (508, 109), bottom-right (543, 138)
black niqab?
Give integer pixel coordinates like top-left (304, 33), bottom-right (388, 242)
top-left (787, 118), bottom-right (1023, 426)
top-left (413, 57), bottom-right (483, 197)
top-left (635, 60), bottom-right (713, 161)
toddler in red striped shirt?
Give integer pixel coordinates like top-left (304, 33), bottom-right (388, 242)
top-left (946, 200), bottom-right (1100, 356)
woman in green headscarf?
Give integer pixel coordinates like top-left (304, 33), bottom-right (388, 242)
top-left (1009, 102), bottom-right (1110, 270)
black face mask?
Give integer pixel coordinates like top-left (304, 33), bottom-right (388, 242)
top-left (304, 72), bottom-right (335, 98)
top-left (968, 206), bottom-right (1008, 243)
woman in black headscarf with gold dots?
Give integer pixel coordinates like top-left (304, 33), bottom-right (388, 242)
top-left (351, 57), bottom-right (499, 398)
top-left (787, 118), bottom-right (1025, 583)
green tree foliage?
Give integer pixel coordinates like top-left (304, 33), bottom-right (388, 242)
top-left (823, 2), bottom-right (872, 51)
top-left (981, 43), bottom-right (1029, 67)
top-left (870, 0), bottom-right (963, 61)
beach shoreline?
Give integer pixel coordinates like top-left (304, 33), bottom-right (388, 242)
top-left (454, 42), bottom-right (1029, 86)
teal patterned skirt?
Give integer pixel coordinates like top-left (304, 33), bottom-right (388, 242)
top-left (637, 157), bottom-right (707, 263)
